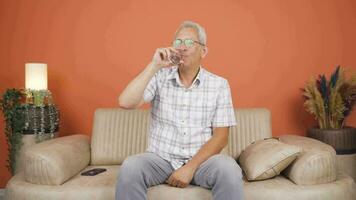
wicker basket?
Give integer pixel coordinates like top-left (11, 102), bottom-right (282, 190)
top-left (307, 127), bottom-right (356, 154)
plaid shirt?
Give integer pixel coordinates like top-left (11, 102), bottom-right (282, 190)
top-left (143, 66), bottom-right (236, 170)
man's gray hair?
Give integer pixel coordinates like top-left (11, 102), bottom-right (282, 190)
top-left (175, 20), bottom-right (207, 45)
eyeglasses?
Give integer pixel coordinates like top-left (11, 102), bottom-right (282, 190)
top-left (172, 39), bottom-right (205, 48)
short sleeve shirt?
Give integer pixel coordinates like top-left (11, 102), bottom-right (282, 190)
top-left (143, 66), bottom-right (236, 169)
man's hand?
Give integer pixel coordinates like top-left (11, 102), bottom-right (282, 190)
top-left (166, 164), bottom-right (196, 188)
top-left (151, 47), bottom-right (183, 69)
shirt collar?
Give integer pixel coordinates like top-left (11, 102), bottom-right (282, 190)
top-left (167, 66), bottom-right (203, 88)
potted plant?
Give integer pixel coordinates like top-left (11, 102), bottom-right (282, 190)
top-left (0, 88), bottom-right (60, 175)
top-left (303, 66), bottom-right (356, 154)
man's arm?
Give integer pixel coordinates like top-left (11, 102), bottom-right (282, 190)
top-left (118, 47), bottom-right (180, 109)
top-left (186, 127), bottom-right (229, 169)
top-left (166, 127), bottom-right (229, 188)
top-left (118, 62), bottom-right (159, 109)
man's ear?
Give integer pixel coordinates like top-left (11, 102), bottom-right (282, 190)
top-left (201, 46), bottom-right (208, 58)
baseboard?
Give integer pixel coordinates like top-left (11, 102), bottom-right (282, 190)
top-left (0, 188), bottom-right (5, 200)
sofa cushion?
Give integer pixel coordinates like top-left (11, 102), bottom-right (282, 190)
top-left (239, 138), bottom-right (301, 181)
top-left (90, 108), bottom-right (272, 165)
top-left (279, 135), bottom-right (337, 185)
top-left (228, 108), bottom-right (272, 159)
top-left (91, 109), bottom-right (150, 165)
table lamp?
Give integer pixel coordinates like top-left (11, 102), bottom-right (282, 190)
top-left (23, 63), bottom-right (59, 141)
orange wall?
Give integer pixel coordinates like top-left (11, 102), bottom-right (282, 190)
top-left (0, 0), bottom-right (355, 188)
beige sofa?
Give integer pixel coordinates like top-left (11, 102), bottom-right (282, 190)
top-left (5, 108), bottom-right (356, 200)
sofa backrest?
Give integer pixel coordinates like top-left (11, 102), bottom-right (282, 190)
top-left (90, 108), bottom-right (272, 165)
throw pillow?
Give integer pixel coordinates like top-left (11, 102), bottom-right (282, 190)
top-left (239, 138), bottom-right (301, 181)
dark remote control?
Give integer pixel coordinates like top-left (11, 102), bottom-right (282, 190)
top-left (81, 168), bottom-right (107, 176)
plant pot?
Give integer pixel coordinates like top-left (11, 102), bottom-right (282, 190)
top-left (307, 127), bottom-right (356, 155)
top-left (21, 105), bottom-right (60, 134)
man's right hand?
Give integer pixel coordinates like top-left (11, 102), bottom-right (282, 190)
top-left (118, 47), bottom-right (181, 109)
top-left (151, 47), bottom-right (183, 69)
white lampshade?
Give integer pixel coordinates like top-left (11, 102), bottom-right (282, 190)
top-left (25, 63), bottom-right (48, 90)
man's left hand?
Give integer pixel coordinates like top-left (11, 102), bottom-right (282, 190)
top-left (166, 164), bottom-right (196, 188)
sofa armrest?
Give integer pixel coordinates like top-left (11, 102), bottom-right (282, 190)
top-left (24, 134), bottom-right (90, 185)
top-left (279, 135), bottom-right (337, 185)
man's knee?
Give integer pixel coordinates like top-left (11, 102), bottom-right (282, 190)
top-left (118, 154), bottom-right (147, 182)
top-left (211, 155), bottom-right (243, 181)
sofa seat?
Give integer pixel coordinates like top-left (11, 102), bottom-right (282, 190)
top-left (6, 165), bottom-right (356, 200)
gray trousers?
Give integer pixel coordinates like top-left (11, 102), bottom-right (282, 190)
top-left (115, 152), bottom-right (244, 200)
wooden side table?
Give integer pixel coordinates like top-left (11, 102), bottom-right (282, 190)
top-left (336, 153), bottom-right (356, 182)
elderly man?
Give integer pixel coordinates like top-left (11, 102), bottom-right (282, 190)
top-left (116, 21), bottom-right (244, 200)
